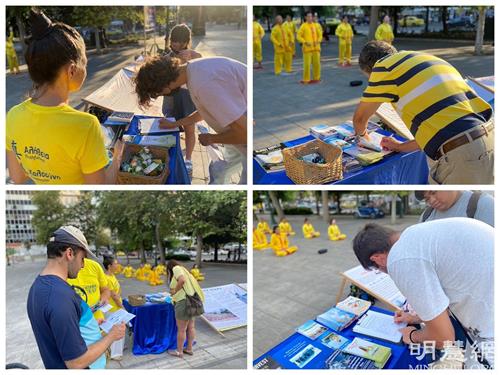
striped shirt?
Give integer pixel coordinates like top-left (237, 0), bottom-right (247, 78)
top-left (361, 51), bottom-right (492, 159)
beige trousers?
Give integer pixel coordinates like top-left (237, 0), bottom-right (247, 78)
top-left (428, 119), bottom-right (494, 185)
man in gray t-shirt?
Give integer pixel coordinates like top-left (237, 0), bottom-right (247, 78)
top-left (352, 218), bottom-right (494, 368)
top-left (416, 191), bottom-right (494, 226)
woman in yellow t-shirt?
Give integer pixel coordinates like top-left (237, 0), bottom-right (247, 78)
top-left (6, 10), bottom-right (122, 185)
top-left (167, 260), bottom-right (205, 358)
top-left (302, 218), bottom-right (320, 239)
top-left (103, 256), bottom-right (125, 360)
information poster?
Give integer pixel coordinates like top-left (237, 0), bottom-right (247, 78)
top-left (201, 283), bottom-right (247, 331)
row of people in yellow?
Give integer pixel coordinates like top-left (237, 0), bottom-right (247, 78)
top-left (253, 227), bottom-right (270, 250)
top-left (303, 218), bottom-right (320, 239)
top-left (270, 226), bottom-right (298, 257)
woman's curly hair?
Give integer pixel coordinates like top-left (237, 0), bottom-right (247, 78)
top-left (134, 56), bottom-right (182, 107)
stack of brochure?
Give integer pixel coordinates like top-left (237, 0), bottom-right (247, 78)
top-left (336, 296), bottom-right (372, 318)
top-left (342, 337), bottom-right (392, 368)
top-left (310, 124), bottom-right (338, 140)
top-left (296, 320), bottom-right (328, 340)
top-left (316, 307), bottom-right (357, 332)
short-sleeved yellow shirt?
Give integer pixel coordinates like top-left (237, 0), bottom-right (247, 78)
top-left (6, 99), bottom-right (109, 184)
top-left (105, 273), bottom-right (122, 313)
top-left (170, 266), bottom-right (205, 304)
top-left (67, 258), bottom-right (109, 320)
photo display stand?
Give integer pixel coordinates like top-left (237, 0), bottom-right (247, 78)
top-left (375, 103), bottom-right (414, 141)
top-left (336, 265), bottom-right (406, 311)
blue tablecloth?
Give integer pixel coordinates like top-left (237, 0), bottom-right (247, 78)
top-left (123, 299), bottom-right (178, 355)
top-left (254, 132), bottom-right (429, 185)
top-left (122, 115), bottom-right (190, 184)
top-left (253, 306), bottom-right (429, 369)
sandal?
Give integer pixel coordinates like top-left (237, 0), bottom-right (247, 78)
top-left (168, 350), bottom-right (183, 358)
top-left (183, 349), bottom-right (194, 356)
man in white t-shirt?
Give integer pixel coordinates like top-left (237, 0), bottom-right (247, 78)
top-left (416, 191), bottom-right (494, 226)
top-left (134, 56), bottom-right (247, 183)
top-left (352, 218), bottom-right (494, 369)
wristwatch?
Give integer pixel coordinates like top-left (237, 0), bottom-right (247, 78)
top-left (409, 327), bottom-right (418, 343)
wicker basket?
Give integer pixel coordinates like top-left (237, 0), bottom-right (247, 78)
top-left (283, 139), bottom-right (343, 184)
top-left (117, 143), bottom-right (169, 184)
top-left (128, 294), bottom-right (146, 306)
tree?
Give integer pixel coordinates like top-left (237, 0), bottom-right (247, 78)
top-left (31, 191), bottom-right (66, 244)
top-left (474, 6), bottom-right (486, 55)
top-left (368, 6), bottom-right (380, 40)
top-left (441, 7), bottom-right (448, 35)
top-left (322, 191), bottom-right (330, 223)
top-left (72, 6), bottom-right (114, 53)
top-left (66, 191), bottom-right (98, 246)
top-left (268, 191), bottom-right (284, 221)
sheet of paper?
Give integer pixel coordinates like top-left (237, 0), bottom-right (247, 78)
top-left (343, 265), bottom-right (406, 308)
top-left (375, 103), bottom-right (414, 141)
top-left (138, 135), bottom-right (176, 147)
top-left (99, 309), bottom-right (136, 333)
top-left (202, 284), bottom-right (247, 331)
top-left (353, 310), bottom-right (407, 343)
top-left (139, 117), bottom-right (178, 134)
top-left (98, 303), bottom-right (113, 313)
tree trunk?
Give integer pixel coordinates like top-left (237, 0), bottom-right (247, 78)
top-left (322, 191), bottom-right (330, 223)
top-left (441, 7), bottom-right (448, 35)
top-left (16, 16), bottom-right (27, 62)
top-left (195, 233), bottom-right (203, 268)
top-left (336, 193), bottom-right (342, 214)
top-left (368, 6), bottom-right (380, 40)
top-left (391, 193), bottom-right (397, 225)
top-left (94, 27), bottom-right (101, 54)
top-left (126, 251), bottom-right (130, 265)
top-left (269, 191), bottom-right (284, 221)
top-left (139, 241), bottom-right (146, 263)
top-left (155, 221), bottom-right (165, 265)
top-left (474, 7), bottom-right (486, 55)
top-left (424, 7), bottom-right (430, 33)
top-left (214, 244), bottom-right (218, 262)
top-left (192, 6), bottom-right (206, 36)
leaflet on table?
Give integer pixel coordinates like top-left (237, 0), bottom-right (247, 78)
top-left (99, 309), bottom-right (136, 333)
top-left (357, 132), bottom-right (394, 154)
top-left (139, 117), bottom-right (178, 134)
top-left (319, 331), bottom-right (350, 350)
top-left (342, 337), bottom-right (392, 368)
top-left (122, 134), bottom-right (177, 148)
top-left (343, 146), bottom-right (384, 165)
top-left (289, 343), bottom-right (322, 368)
top-left (336, 296), bottom-right (372, 318)
top-left (296, 320), bottom-right (328, 340)
top-left (310, 124), bottom-right (337, 140)
top-left (353, 310), bottom-right (407, 343)
top-left (254, 144), bottom-right (285, 172)
top-left (108, 111), bottom-right (135, 123)
top-left (310, 121), bottom-right (380, 141)
top-left (342, 265), bottom-right (406, 309)
top-left (324, 349), bottom-right (377, 369)
top-left (254, 355), bottom-right (282, 369)
top-left (316, 307), bottom-right (357, 332)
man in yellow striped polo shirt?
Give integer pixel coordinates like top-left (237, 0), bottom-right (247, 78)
top-left (352, 41), bottom-right (494, 184)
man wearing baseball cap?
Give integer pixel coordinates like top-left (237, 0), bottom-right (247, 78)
top-left (27, 226), bottom-right (125, 369)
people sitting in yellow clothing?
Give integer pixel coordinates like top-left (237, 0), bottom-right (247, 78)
top-left (67, 257), bottom-right (111, 322)
top-left (375, 15), bottom-right (394, 44)
top-left (113, 263), bottom-right (123, 274)
top-left (283, 15), bottom-right (297, 58)
top-left (155, 264), bottom-right (166, 276)
top-left (297, 11), bottom-right (323, 84)
top-left (6, 10), bottom-right (123, 185)
top-left (122, 265), bottom-right (134, 278)
top-left (103, 255), bottom-right (125, 360)
top-left (328, 219), bottom-right (347, 241)
top-left (335, 16), bottom-right (353, 67)
top-left (148, 268), bottom-right (164, 286)
top-left (270, 226), bottom-right (298, 257)
top-left (270, 15), bottom-right (294, 76)
top-left (190, 265), bottom-right (205, 282)
top-left (279, 218), bottom-right (296, 235)
top-left (253, 228), bottom-right (269, 250)
top-left (253, 15), bottom-right (265, 69)
top-left (6, 30), bottom-right (20, 75)
top-left (257, 218), bottom-right (272, 234)
top-left (354, 41), bottom-right (493, 184)
top-left (135, 263), bottom-right (147, 281)
top-left (302, 218), bottom-right (320, 239)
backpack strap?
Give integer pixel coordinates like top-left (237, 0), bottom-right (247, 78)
top-left (466, 191), bottom-right (482, 218)
top-left (421, 206), bottom-right (434, 222)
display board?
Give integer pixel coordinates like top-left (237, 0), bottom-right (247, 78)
top-left (339, 265), bottom-right (406, 310)
top-left (375, 103), bottom-right (414, 141)
top-left (201, 283), bottom-right (247, 332)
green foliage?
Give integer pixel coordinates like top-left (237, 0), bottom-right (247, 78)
top-left (66, 191), bottom-right (97, 245)
top-left (283, 207), bottom-right (313, 215)
top-left (165, 253), bottom-right (191, 261)
top-left (31, 191), bottom-right (66, 244)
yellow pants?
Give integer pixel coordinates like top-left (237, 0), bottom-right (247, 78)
top-left (253, 41), bottom-right (262, 63)
top-left (329, 234), bottom-right (347, 241)
top-left (302, 51), bottom-right (321, 82)
top-left (274, 52), bottom-right (293, 75)
top-left (275, 246), bottom-right (298, 257)
top-left (339, 41), bottom-right (352, 64)
top-left (7, 54), bottom-right (19, 72)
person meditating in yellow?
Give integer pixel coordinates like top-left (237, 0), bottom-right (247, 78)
top-left (279, 218), bottom-right (296, 235)
top-left (270, 226), bottom-right (298, 257)
top-left (253, 15), bottom-right (265, 70)
top-left (257, 218), bottom-right (272, 234)
top-left (155, 264), bottom-right (166, 276)
top-left (303, 218), bottom-right (320, 239)
top-left (190, 265), bottom-right (205, 282)
top-left (328, 219), bottom-right (347, 241)
top-left (335, 15), bottom-right (353, 67)
top-left (253, 227), bottom-right (269, 250)
top-left (375, 15), bottom-right (394, 44)
top-left (297, 11), bottom-right (323, 84)
top-left (270, 15), bottom-right (294, 76)
top-left (148, 267), bottom-right (164, 286)
top-left (122, 265), bottom-right (134, 278)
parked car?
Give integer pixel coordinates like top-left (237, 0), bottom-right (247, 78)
top-left (398, 16), bottom-right (425, 27)
top-left (354, 206), bottom-right (385, 219)
top-left (447, 16), bottom-right (474, 30)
